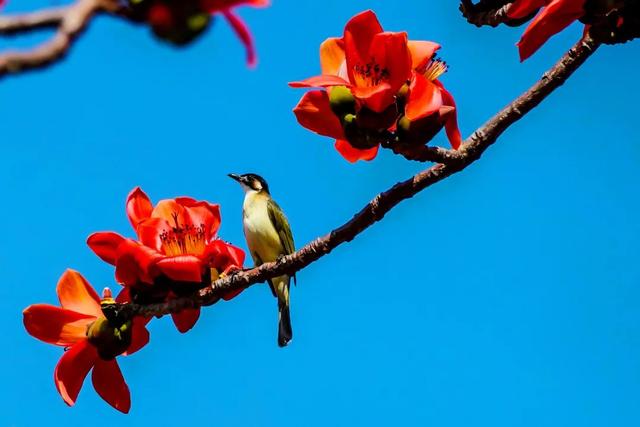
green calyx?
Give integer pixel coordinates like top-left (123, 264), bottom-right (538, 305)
top-left (87, 317), bottom-right (133, 361)
top-left (329, 86), bottom-right (356, 117)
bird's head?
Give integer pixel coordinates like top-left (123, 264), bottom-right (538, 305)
top-left (228, 173), bottom-right (270, 194)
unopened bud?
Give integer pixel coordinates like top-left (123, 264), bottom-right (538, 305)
top-left (329, 86), bottom-right (356, 117)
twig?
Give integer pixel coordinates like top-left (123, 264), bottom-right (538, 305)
top-left (118, 36), bottom-right (600, 319)
top-left (0, 0), bottom-right (126, 78)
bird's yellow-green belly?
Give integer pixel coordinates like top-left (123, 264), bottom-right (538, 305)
top-left (243, 201), bottom-right (283, 264)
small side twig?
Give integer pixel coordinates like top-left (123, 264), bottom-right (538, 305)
top-left (460, 0), bottom-right (514, 28)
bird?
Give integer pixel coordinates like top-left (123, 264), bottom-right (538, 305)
top-left (228, 173), bottom-right (295, 347)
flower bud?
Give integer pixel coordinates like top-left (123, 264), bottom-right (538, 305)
top-left (396, 113), bottom-right (445, 146)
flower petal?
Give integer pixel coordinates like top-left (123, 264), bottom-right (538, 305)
top-left (114, 239), bottom-right (162, 285)
top-left (405, 73), bottom-right (443, 121)
top-left (320, 37), bottom-right (346, 76)
top-left (126, 187), bottom-right (153, 230)
top-left (517, 0), bottom-right (585, 61)
top-left (289, 75), bottom-right (351, 88)
top-left (177, 199), bottom-right (222, 240)
top-left (408, 40), bottom-right (441, 71)
top-left (54, 339), bottom-right (98, 407)
top-left (87, 232), bottom-right (125, 265)
top-left (334, 140), bottom-right (379, 163)
top-left (56, 270), bottom-right (102, 318)
top-left (156, 255), bottom-right (204, 282)
top-left (437, 83), bottom-right (463, 150)
top-left (508, 0), bottom-right (547, 20)
top-left (92, 359), bottom-right (131, 414)
top-left (204, 240), bottom-right (246, 271)
top-left (125, 317), bottom-right (151, 356)
top-left (343, 9), bottom-right (383, 60)
top-left (172, 309), bottom-right (201, 333)
top-left (136, 217), bottom-right (167, 252)
top-left (293, 90), bottom-right (346, 140)
top-left (222, 9), bottom-right (258, 68)
top-left (23, 305), bottom-right (95, 346)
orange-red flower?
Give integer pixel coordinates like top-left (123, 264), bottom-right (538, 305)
top-left (88, 187), bottom-right (245, 333)
top-left (23, 270), bottom-right (149, 413)
top-left (290, 10), bottom-right (461, 163)
top-left (508, 0), bottom-right (587, 61)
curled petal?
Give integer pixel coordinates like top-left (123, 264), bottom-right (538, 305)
top-left (54, 339), bottom-right (98, 407)
top-left (23, 305), bottom-right (95, 346)
top-left (92, 359), bottom-right (131, 414)
top-left (408, 40), bottom-right (441, 72)
top-left (178, 199), bottom-right (221, 240)
top-left (343, 10), bottom-right (384, 59)
top-left (156, 255), bottom-right (204, 282)
top-left (56, 270), bottom-right (102, 318)
top-left (320, 37), bottom-right (346, 76)
top-left (437, 82), bottom-right (462, 150)
top-left (517, 0), bottom-right (586, 61)
top-left (289, 75), bottom-right (351, 88)
top-left (222, 9), bottom-right (257, 67)
top-left (204, 240), bottom-right (246, 271)
top-left (334, 140), bottom-right (379, 163)
top-left (293, 91), bottom-right (346, 140)
top-left (136, 218), bottom-right (166, 252)
top-left (87, 232), bottom-right (125, 265)
top-left (405, 73), bottom-right (443, 121)
top-left (114, 240), bottom-right (162, 285)
top-left (172, 309), bottom-right (200, 333)
top-left (508, 0), bottom-right (548, 20)
top-left (126, 187), bottom-right (153, 230)
top-left (125, 317), bottom-right (151, 356)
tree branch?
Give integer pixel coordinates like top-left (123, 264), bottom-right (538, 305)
top-left (0, 0), bottom-right (126, 78)
top-left (116, 36), bottom-right (600, 320)
top-left (459, 0), bottom-right (514, 28)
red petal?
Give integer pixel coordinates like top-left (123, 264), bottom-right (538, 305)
top-left (405, 73), bottom-right (443, 121)
top-left (222, 9), bottom-right (257, 67)
top-left (508, 0), bottom-right (547, 19)
top-left (172, 309), bottom-right (200, 333)
top-left (156, 255), bottom-right (204, 282)
top-left (136, 217), bottom-right (167, 252)
top-left (517, 0), bottom-right (585, 61)
top-left (23, 305), bottom-right (95, 346)
top-left (293, 90), bottom-right (346, 139)
top-left (346, 31), bottom-right (411, 112)
top-left (438, 84), bottom-right (463, 150)
top-left (222, 288), bottom-right (244, 301)
top-left (179, 199), bottom-right (221, 240)
top-left (334, 140), bottom-right (379, 162)
top-left (114, 240), bottom-right (162, 285)
top-left (408, 40), bottom-right (441, 72)
top-left (87, 232), bottom-right (125, 265)
top-left (54, 339), bottom-right (98, 407)
top-left (289, 75), bottom-right (351, 88)
top-left (126, 187), bottom-right (153, 230)
top-left (343, 10), bottom-right (383, 59)
top-left (204, 240), bottom-right (246, 271)
top-left (92, 359), bottom-right (131, 414)
top-left (124, 316), bottom-right (151, 356)
top-left (56, 270), bottom-right (102, 318)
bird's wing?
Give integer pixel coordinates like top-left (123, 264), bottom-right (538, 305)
top-left (267, 198), bottom-right (297, 285)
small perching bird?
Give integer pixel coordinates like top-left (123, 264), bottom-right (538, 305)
top-left (228, 173), bottom-right (295, 347)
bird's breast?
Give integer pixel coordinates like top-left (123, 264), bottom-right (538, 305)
top-left (243, 194), bottom-right (283, 264)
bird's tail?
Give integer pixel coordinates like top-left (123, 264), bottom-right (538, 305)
top-left (278, 299), bottom-right (292, 347)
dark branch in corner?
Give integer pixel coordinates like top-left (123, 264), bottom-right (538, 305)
top-left (459, 0), bottom-right (514, 27)
top-left (0, 0), bottom-right (128, 78)
top-left (117, 36), bottom-right (600, 320)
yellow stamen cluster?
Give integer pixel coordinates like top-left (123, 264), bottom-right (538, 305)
top-left (160, 219), bottom-right (207, 256)
top-left (423, 58), bottom-right (448, 82)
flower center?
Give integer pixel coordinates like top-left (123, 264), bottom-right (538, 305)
top-left (160, 212), bottom-right (207, 256)
top-left (422, 57), bottom-right (448, 82)
top-left (353, 58), bottom-right (390, 87)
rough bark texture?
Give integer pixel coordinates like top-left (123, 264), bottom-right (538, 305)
top-left (459, 0), bottom-right (514, 27)
top-left (117, 36), bottom-right (600, 320)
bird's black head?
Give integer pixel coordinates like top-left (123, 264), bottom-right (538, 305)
top-left (228, 173), bottom-right (270, 194)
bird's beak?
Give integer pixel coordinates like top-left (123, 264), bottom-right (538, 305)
top-left (228, 173), bottom-right (242, 183)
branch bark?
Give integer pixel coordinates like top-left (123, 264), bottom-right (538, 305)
top-left (460, 0), bottom-right (514, 27)
top-left (119, 36), bottom-right (600, 320)
top-left (0, 0), bottom-right (125, 78)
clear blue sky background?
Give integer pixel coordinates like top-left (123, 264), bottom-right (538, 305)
top-left (1, 0), bottom-right (639, 426)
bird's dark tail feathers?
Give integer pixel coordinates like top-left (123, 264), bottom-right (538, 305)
top-left (278, 299), bottom-right (293, 347)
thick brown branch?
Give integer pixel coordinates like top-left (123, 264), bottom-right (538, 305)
top-left (0, 0), bottom-right (126, 78)
top-left (117, 36), bottom-right (600, 320)
top-left (460, 0), bottom-right (514, 27)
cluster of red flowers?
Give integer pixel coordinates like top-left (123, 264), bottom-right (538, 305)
top-left (23, 188), bottom-right (245, 413)
top-left (129, 0), bottom-right (269, 66)
top-left (290, 10), bottom-right (462, 163)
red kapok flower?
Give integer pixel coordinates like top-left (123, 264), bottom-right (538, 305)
top-left (201, 0), bottom-right (270, 67)
top-left (508, 0), bottom-right (587, 61)
top-left (290, 10), bottom-right (462, 162)
top-left (87, 187), bottom-right (246, 333)
top-left (23, 270), bottom-right (149, 413)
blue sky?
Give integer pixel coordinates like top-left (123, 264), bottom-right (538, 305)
top-left (1, 0), bottom-right (639, 426)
